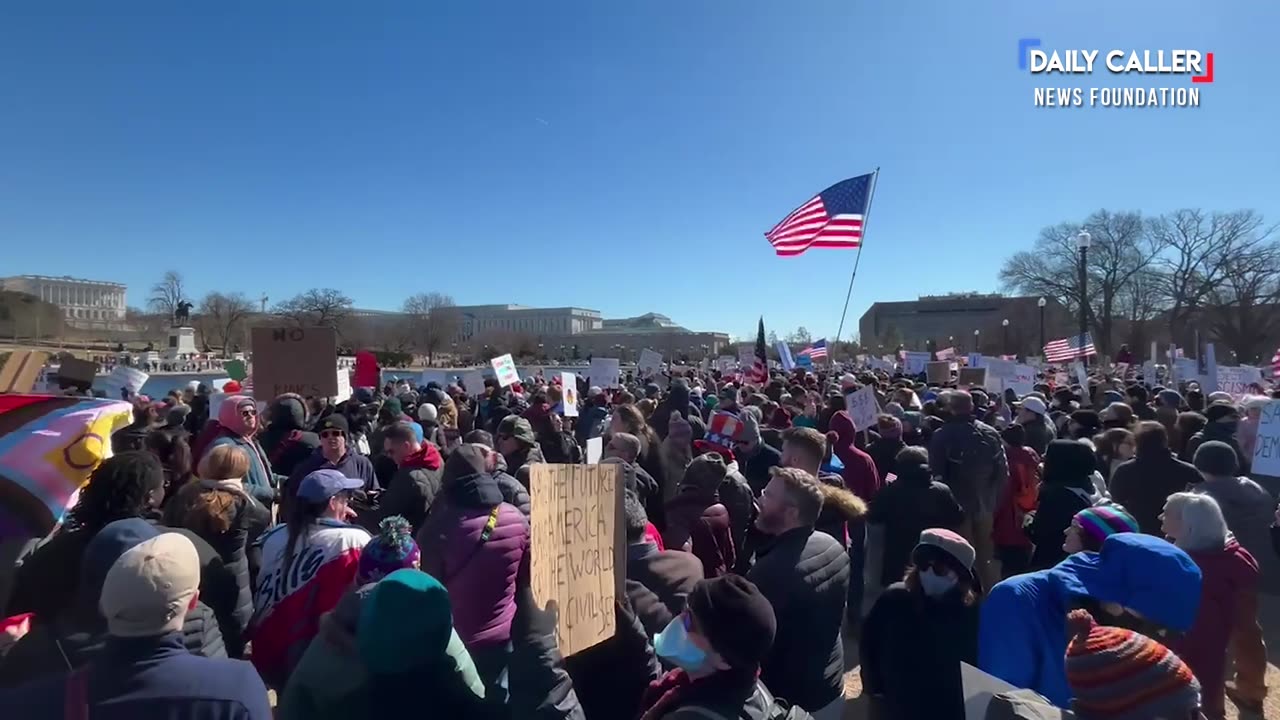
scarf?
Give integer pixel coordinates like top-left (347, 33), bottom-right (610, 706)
top-left (198, 477), bottom-right (249, 498)
top-left (637, 668), bottom-right (758, 720)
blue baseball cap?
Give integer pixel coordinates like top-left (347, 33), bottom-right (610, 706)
top-left (297, 469), bottom-right (364, 503)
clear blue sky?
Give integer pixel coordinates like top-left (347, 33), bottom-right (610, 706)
top-left (2, 2), bottom-right (1276, 342)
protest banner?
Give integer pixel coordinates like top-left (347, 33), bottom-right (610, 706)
top-left (637, 349), bottom-right (663, 377)
top-left (0, 394), bottom-right (133, 542)
top-left (588, 358), bottom-right (621, 388)
top-left (1252, 400), bottom-right (1280, 477)
top-left (926, 361), bottom-right (950, 384)
top-left (0, 351), bottom-right (49, 394)
top-left (99, 366), bottom-right (149, 400)
top-left (462, 370), bottom-right (486, 397)
top-left (796, 354), bottom-right (813, 369)
top-left (249, 327), bottom-right (339, 401)
top-left (903, 351), bottom-right (930, 375)
top-left (844, 385), bottom-right (880, 431)
top-left (489, 354), bottom-right (520, 388)
top-left (529, 463), bottom-right (623, 656)
top-left (957, 367), bottom-right (986, 390)
top-left (1174, 358), bottom-right (1200, 386)
top-left (561, 372), bottom-right (579, 417)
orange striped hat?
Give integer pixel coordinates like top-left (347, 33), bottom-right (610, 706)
top-left (1065, 608), bottom-right (1200, 719)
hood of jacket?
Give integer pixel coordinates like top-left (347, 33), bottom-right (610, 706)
top-left (816, 480), bottom-right (868, 520)
top-left (1042, 439), bottom-right (1097, 491)
top-left (830, 410), bottom-right (858, 440)
top-left (217, 394), bottom-right (258, 437)
top-left (402, 442), bottom-right (443, 471)
top-left (895, 461), bottom-right (932, 485)
top-left (1047, 533), bottom-right (1202, 632)
top-left (270, 394), bottom-right (308, 432)
top-left (441, 446), bottom-right (505, 507)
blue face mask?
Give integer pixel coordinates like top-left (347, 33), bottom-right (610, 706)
top-left (918, 568), bottom-right (959, 598)
top-left (654, 615), bottom-right (709, 672)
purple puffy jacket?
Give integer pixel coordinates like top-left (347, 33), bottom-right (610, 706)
top-left (418, 469), bottom-right (529, 649)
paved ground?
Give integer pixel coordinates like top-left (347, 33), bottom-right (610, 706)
top-left (838, 592), bottom-right (1280, 719)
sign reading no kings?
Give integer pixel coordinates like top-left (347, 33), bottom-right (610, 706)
top-left (530, 463), bottom-right (623, 656)
top-left (249, 327), bottom-right (339, 401)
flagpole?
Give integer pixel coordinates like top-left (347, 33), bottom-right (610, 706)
top-left (833, 167), bottom-right (880, 350)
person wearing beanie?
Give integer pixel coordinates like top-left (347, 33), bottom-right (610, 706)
top-left (495, 414), bottom-right (545, 487)
top-left (662, 453), bottom-right (736, 578)
top-left (1063, 504), bottom-right (1139, 554)
top-left (980, 533), bottom-right (1203, 709)
top-left (927, 390), bottom-right (1008, 592)
top-left (416, 444), bottom-right (528, 699)
top-left (284, 413), bottom-right (377, 521)
top-left (1160, 492), bottom-right (1264, 719)
top-left (641, 575), bottom-right (791, 720)
top-left (1108, 421), bottom-right (1203, 537)
top-left (259, 393), bottom-right (321, 482)
top-left (733, 406), bottom-right (782, 495)
top-left (865, 414), bottom-right (905, 481)
top-left (748, 467), bottom-right (852, 718)
top-left (861, 528), bottom-right (980, 720)
top-left (1028, 439), bottom-right (1106, 571)
top-left (356, 516), bottom-right (421, 585)
top-left (1064, 608), bottom-right (1203, 720)
top-left (1186, 403), bottom-right (1250, 475)
top-left (1191, 435), bottom-right (1279, 589)
top-left (198, 394), bottom-right (279, 508)
top-left (415, 402), bottom-right (446, 448)
top-left (0, 531), bottom-right (271, 718)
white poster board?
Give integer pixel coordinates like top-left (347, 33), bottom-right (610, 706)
top-left (588, 358), bottom-right (621, 388)
top-left (1006, 364), bottom-right (1036, 397)
top-left (463, 370), bottom-right (486, 397)
top-left (902, 351), bottom-right (930, 375)
top-left (491, 354), bottom-right (520, 387)
top-left (586, 436), bottom-right (603, 464)
top-left (716, 356), bottom-right (736, 373)
top-left (1218, 366), bottom-right (1264, 400)
top-left (844, 385), bottom-right (880, 432)
top-left (208, 391), bottom-right (228, 420)
top-left (333, 368), bottom-right (352, 403)
top-left (100, 366), bottom-right (150, 399)
top-left (983, 358), bottom-right (1016, 393)
top-left (1252, 400), bottom-right (1280, 476)
top-left (637, 349), bottom-right (663, 377)
top-left (561, 371), bottom-right (579, 417)
top-left (1142, 361), bottom-right (1157, 388)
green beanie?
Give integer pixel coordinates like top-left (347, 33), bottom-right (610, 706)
top-left (358, 569), bottom-right (453, 674)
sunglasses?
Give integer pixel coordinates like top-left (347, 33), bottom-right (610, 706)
top-left (320, 430), bottom-right (344, 438)
top-left (240, 408), bottom-right (257, 418)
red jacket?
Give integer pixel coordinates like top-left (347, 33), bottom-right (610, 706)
top-left (993, 444), bottom-right (1040, 548)
top-left (829, 411), bottom-right (883, 502)
top-left (1168, 539), bottom-right (1259, 719)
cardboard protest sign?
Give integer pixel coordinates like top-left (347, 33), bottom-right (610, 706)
top-left (0, 351), bottom-right (49, 394)
top-left (490, 354), bottom-right (520, 388)
top-left (249, 327), bottom-right (338, 401)
top-left (926, 361), bottom-right (951, 384)
top-left (637, 349), bottom-right (663, 377)
top-left (99, 366), bottom-right (149, 400)
top-left (56, 358), bottom-right (98, 390)
top-left (903, 352), bottom-right (931, 375)
top-left (844, 385), bottom-right (880, 432)
top-left (462, 370), bottom-right (486, 397)
top-left (529, 463), bottom-right (623, 656)
top-left (223, 359), bottom-right (248, 381)
top-left (1252, 400), bottom-right (1280, 476)
top-left (561, 372), bottom-right (579, 417)
top-left (588, 358), bottom-right (620, 388)
top-left (957, 367), bottom-right (986, 389)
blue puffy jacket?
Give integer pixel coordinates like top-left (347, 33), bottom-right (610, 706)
top-left (978, 533), bottom-right (1202, 708)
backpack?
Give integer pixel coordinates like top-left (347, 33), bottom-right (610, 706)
top-left (678, 682), bottom-right (814, 720)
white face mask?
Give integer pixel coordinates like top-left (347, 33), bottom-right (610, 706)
top-left (919, 568), bottom-right (958, 597)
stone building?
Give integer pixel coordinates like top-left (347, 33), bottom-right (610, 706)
top-left (0, 275), bottom-right (128, 329)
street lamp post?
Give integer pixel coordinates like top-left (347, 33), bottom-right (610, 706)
top-left (1077, 231), bottom-right (1092, 366)
top-left (1002, 318), bottom-right (1010, 356)
top-left (973, 328), bottom-right (980, 354)
top-left (1037, 297), bottom-right (1046, 354)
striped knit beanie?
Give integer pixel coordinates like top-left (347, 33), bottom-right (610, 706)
top-left (1065, 609), bottom-right (1200, 719)
top-left (1073, 505), bottom-right (1139, 549)
top-left (357, 516), bottom-right (421, 585)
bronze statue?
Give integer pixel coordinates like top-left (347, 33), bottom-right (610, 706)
top-left (173, 300), bottom-right (193, 326)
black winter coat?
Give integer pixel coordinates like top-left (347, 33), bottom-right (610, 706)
top-left (746, 527), bottom-right (850, 712)
top-left (860, 582), bottom-right (978, 720)
top-left (625, 543), bottom-right (705, 637)
top-left (866, 437), bottom-right (905, 484)
top-left (1028, 483), bottom-right (1095, 571)
top-left (1108, 451), bottom-right (1201, 536)
top-left (867, 462), bottom-right (965, 586)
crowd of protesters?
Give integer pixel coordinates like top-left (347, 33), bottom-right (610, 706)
top-left (0, 356), bottom-right (1278, 719)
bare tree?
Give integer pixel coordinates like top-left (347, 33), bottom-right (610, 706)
top-left (402, 292), bottom-right (460, 364)
top-left (1148, 209), bottom-right (1267, 348)
top-left (195, 292), bottom-right (254, 351)
top-left (274, 288), bottom-right (353, 330)
top-left (785, 326), bottom-right (812, 345)
top-left (147, 271), bottom-right (186, 318)
top-left (1204, 235), bottom-right (1280, 363)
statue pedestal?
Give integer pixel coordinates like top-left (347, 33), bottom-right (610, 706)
top-left (165, 326), bottom-right (197, 361)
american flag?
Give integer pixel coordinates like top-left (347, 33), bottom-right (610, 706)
top-left (1044, 333), bottom-right (1097, 363)
top-left (798, 339), bottom-right (828, 361)
top-left (765, 174), bottom-right (874, 257)
top-left (751, 318), bottom-right (769, 384)
top-left (1271, 347), bottom-right (1280, 378)
top-left (936, 346), bottom-right (956, 360)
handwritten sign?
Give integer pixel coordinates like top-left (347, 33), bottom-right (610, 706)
top-left (957, 367), bottom-right (987, 390)
top-left (1218, 366), bottom-right (1264, 400)
top-left (529, 463), bottom-right (622, 656)
top-left (903, 351), bottom-right (931, 375)
top-left (489, 354), bottom-right (519, 388)
top-left (0, 351), bottom-right (49, 394)
top-left (588, 358), bottom-right (620, 388)
top-left (844, 385), bottom-right (880, 432)
top-left (1252, 400), bottom-right (1280, 477)
top-left (99, 366), bottom-right (150, 399)
top-left (249, 327), bottom-right (338, 401)
top-left (561, 371), bottom-right (579, 417)
top-left (926, 361), bottom-right (951, 385)
top-left (333, 368), bottom-right (352, 403)
top-left (1006, 364), bottom-right (1036, 397)
top-left (637, 349), bottom-right (663, 377)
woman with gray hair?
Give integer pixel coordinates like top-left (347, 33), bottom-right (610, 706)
top-left (1160, 491), bottom-right (1263, 720)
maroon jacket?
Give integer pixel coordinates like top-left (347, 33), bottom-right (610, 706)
top-left (829, 411), bottom-right (883, 502)
top-left (1168, 538), bottom-right (1258, 719)
top-left (662, 492), bottom-right (735, 578)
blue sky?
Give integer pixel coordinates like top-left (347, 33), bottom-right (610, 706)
top-left (1, 2), bottom-right (1276, 342)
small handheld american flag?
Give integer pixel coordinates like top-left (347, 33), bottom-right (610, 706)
top-left (765, 174), bottom-right (874, 257)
